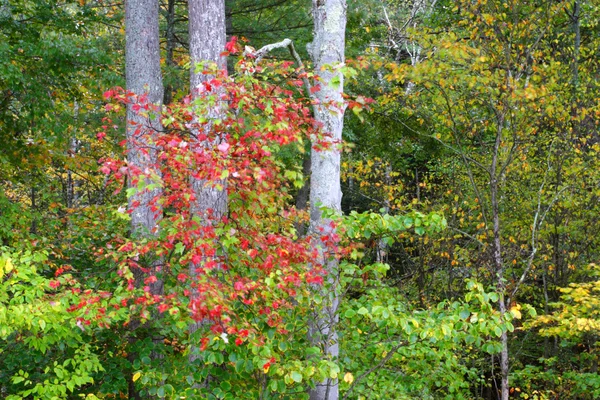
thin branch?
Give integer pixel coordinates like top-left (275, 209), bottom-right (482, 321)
top-left (449, 226), bottom-right (485, 246)
top-left (509, 184), bottom-right (569, 304)
top-left (226, 0), bottom-right (290, 16)
top-left (508, 142), bottom-right (569, 303)
top-left (228, 22), bottom-right (312, 36)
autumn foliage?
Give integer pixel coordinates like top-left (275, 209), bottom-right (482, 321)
top-left (98, 55), bottom-right (335, 346)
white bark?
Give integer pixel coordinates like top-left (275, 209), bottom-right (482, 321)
top-left (308, 1), bottom-right (347, 399)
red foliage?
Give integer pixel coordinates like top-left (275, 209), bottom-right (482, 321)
top-left (95, 56), bottom-right (344, 348)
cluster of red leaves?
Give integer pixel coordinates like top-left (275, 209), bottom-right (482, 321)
top-left (96, 58), bottom-right (343, 348)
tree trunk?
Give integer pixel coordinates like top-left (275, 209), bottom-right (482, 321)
top-left (189, 0), bottom-right (226, 87)
top-left (294, 150), bottom-right (311, 236)
top-left (125, 0), bottom-right (164, 238)
top-left (29, 185), bottom-right (37, 235)
top-left (571, 0), bottom-right (580, 88)
top-left (376, 163), bottom-right (391, 264)
top-left (187, 0), bottom-right (227, 364)
top-left (188, 0), bottom-right (227, 220)
top-left (308, 1), bottom-right (347, 399)
top-left (66, 100), bottom-right (80, 209)
top-left (490, 120), bottom-right (509, 400)
top-left (125, 1), bottom-right (164, 397)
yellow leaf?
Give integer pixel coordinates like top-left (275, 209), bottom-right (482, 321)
top-left (343, 372), bottom-right (354, 384)
top-left (5, 258), bottom-right (13, 273)
top-left (510, 307), bottom-right (522, 320)
top-left (132, 372), bottom-right (141, 382)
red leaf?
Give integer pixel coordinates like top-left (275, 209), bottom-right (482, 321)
top-left (191, 254), bottom-right (202, 265)
top-left (225, 36), bottom-right (238, 53)
top-left (158, 303), bottom-right (169, 313)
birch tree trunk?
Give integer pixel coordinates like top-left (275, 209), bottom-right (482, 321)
top-left (187, 0), bottom-right (227, 363)
top-left (308, 1), bottom-right (347, 399)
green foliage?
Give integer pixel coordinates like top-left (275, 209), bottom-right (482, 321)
top-left (340, 209), bottom-right (447, 241)
top-left (0, 0), bottom-right (599, 398)
top-left (339, 279), bottom-right (509, 399)
top-left (0, 0), bottom-right (119, 175)
top-left (0, 249), bottom-right (105, 399)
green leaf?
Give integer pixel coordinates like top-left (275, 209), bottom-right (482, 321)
top-left (505, 321), bottom-right (514, 332)
top-left (494, 326), bottom-right (503, 338)
top-left (291, 371), bottom-right (303, 383)
top-left (235, 360), bottom-right (245, 373)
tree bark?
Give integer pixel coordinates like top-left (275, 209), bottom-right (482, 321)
top-left (187, 0), bottom-right (227, 364)
top-left (376, 163), bottom-right (391, 264)
top-left (308, 1), bottom-right (346, 399)
top-left (294, 150), bottom-right (311, 236)
top-left (125, 1), bottom-right (164, 397)
top-left (188, 0), bottom-right (227, 221)
top-left (571, 0), bottom-right (580, 88)
top-left (125, 0), bottom-right (164, 238)
top-left (490, 118), bottom-right (509, 400)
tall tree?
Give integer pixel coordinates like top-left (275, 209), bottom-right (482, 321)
top-left (125, 1), bottom-right (163, 397)
top-left (187, 0), bottom-right (227, 361)
top-left (188, 0), bottom-right (227, 221)
top-left (308, 1), bottom-right (347, 399)
top-left (189, 0), bottom-right (227, 87)
top-left (125, 0), bottom-right (164, 237)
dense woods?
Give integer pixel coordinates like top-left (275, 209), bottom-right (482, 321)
top-left (1, 0), bottom-right (599, 399)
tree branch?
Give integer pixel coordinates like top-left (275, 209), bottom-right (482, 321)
top-left (250, 39), bottom-right (316, 114)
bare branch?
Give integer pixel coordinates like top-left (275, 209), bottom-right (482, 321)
top-left (508, 142), bottom-right (569, 303)
top-left (249, 39), bottom-right (316, 114)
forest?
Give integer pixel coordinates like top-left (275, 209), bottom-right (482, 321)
top-left (1, 0), bottom-right (599, 399)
